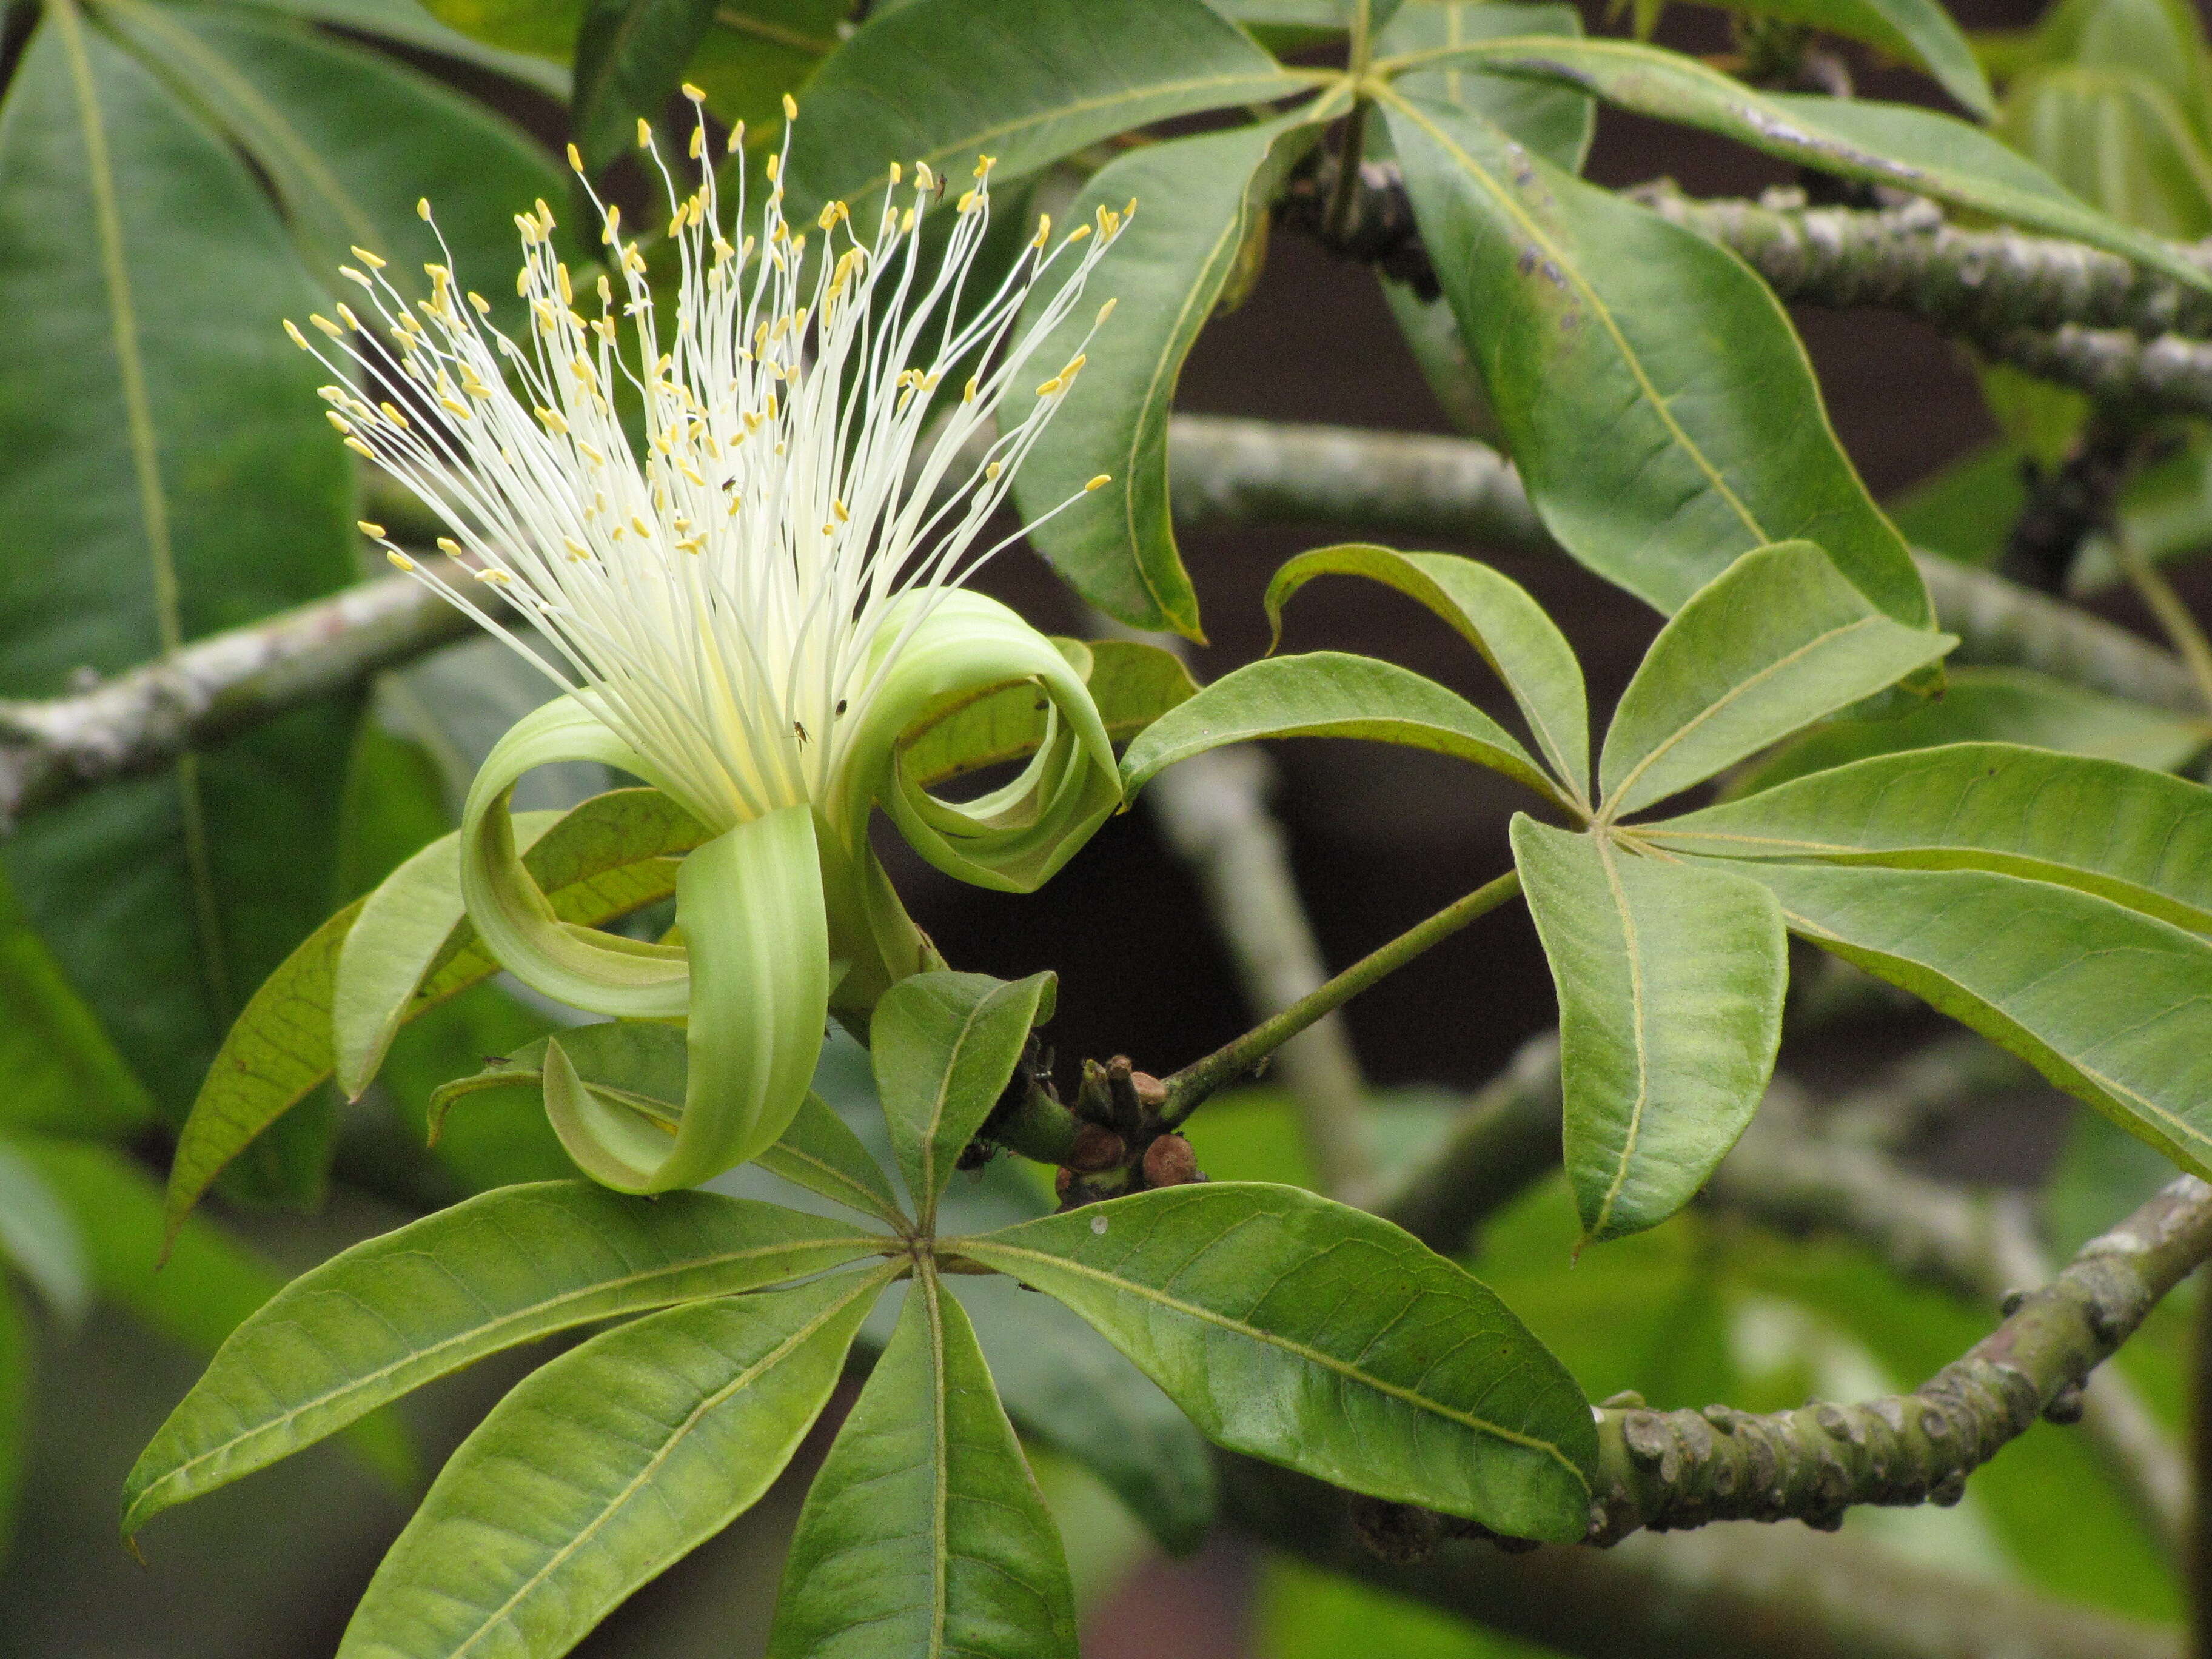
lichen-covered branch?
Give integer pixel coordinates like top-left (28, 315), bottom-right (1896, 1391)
top-left (1225, 1450), bottom-right (2181, 1659)
top-left (1631, 186), bottom-right (2212, 344)
top-left (1587, 1173), bottom-right (2212, 1542)
top-left (0, 569), bottom-right (474, 828)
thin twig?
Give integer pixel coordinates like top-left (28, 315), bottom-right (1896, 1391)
top-left (2115, 523), bottom-right (2212, 712)
top-left (1159, 868), bottom-right (1523, 1124)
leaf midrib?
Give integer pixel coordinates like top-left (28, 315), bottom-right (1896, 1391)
top-left (1586, 833), bottom-right (1651, 1239)
top-left (957, 1238), bottom-right (1586, 1477)
top-left (1603, 615), bottom-right (1887, 814)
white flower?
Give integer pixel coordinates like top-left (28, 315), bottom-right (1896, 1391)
top-left (299, 93), bottom-right (1130, 1191)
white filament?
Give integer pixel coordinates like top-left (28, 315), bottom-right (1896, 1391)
top-left (290, 92), bottom-right (1127, 833)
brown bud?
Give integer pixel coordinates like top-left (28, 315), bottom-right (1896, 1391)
top-left (1067, 1123), bottom-right (1126, 1173)
top-left (1142, 1133), bottom-right (1201, 1187)
top-left (1054, 1166), bottom-right (1074, 1198)
top-left (1128, 1070), bottom-right (1168, 1113)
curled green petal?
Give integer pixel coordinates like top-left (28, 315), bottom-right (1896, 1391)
top-left (459, 696), bottom-right (692, 1018)
top-left (544, 806), bottom-right (833, 1193)
top-left (839, 591), bottom-right (1122, 894)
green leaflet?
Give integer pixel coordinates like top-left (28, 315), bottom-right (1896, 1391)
top-left (756, 1090), bottom-right (912, 1226)
top-left (123, 1182), bottom-right (885, 1538)
top-left (872, 971), bottom-right (1054, 1225)
top-left (1119, 651), bottom-right (1566, 808)
top-left (1646, 742), bottom-right (2212, 933)
top-left (0, 1139), bottom-right (90, 1325)
top-left (336, 1268), bottom-right (892, 1659)
top-left (1007, 110), bottom-right (1327, 637)
top-left (1381, 93), bottom-right (1932, 625)
top-left (256, 0), bottom-right (572, 95)
top-left (166, 786), bottom-right (706, 1237)
top-left (1378, 1), bottom-right (1595, 172)
top-left (0, 1279), bottom-right (23, 1563)
top-left (1265, 543), bottom-right (1592, 803)
top-left (0, 10), bottom-right (356, 1155)
top-left (1389, 37), bottom-right (2212, 297)
top-left (769, 1270), bottom-right (1079, 1659)
top-left (780, 0), bottom-right (1312, 220)
top-left (957, 1182), bottom-right (1597, 1540)
top-left (98, 0), bottom-right (564, 331)
top-left (1724, 667), bottom-right (2210, 794)
top-left (1512, 818), bottom-right (1786, 1242)
top-left (1734, 862), bottom-right (2212, 1179)
top-left (1699, 0), bottom-right (1993, 118)
top-left (1598, 542), bottom-right (1956, 819)
top-left (1999, 65), bottom-right (2212, 241)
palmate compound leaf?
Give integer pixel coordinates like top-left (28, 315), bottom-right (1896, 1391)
top-left (956, 1182), bottom-right (1597, 1540)
top-left (1597, 541), bottom-right (1956, 819)
top-left (1511, 818), bottom-right (1786, 1242)
top-left (1395, 36), bottom-right (2212, 297)
top-left (1381, 93), bottom-right (1935, 625)
top-left (1005, 109), bottom-right (1330, 637)
top-left (1119, 651), bottom-right (1571, 809)
top-left (1377, 1), bottom-right (1595, 173)
top-left (122, 1182), bottom-right (888, 1539)
top-left (1264, 544), bottom-right (1592, 803)
top-left (337, 1267), bottom-right (896, 1659)
top-left (768, 1268), bottom-right (1078, 1659)
top-left (780, 0), bottom-right (1312, 223)
top-left (871, 971), bottom-right (1054, 1226)
top-left (164, 788), bottom-right (707, 1239)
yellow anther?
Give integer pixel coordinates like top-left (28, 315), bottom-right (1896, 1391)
top-left (564, 537), bottom-right (592, 560)
top-left (602, 203), bottom-right (622, 244)
top-left (284, 320), bottom-right (310, 349)
top-left (438, 537), bottom-right (464, 556)
top-left (782, 92), bottom-right (797, 121)
top-left (1061, 353), bottom-right (1087, 379)
top-left (727, 119), bottom-right (745, 154)
top-left (637, 117), bottom-right (653, 148)
top-left (1085, 474), bottom-right (1111, 491)
top-left (468, 291), bottom-right (491, 315)
top-left (344, 437), bottom-right (377, 459)
top-left (689, 125), bottom-right (704, 160)
top-left (598, 275), bottom-right (614, 306)
top-left (1031, 214), bottom-right (1051, 249)
top-left (556, 263), bottom-right (572, 304)
top-left (417, 198), bottom-right (432, 220)
top-left (623, 246), bottom-right (648, 275)
top-left (517, 267), bottom-right (532, 297)
top-left (631, 515), bottom-right (652, 537)
top-left (339, 266), bottom-right (370, 289)
top-left (538, 406), bottom-right (569, 434)
top-left (514, 211), bottom-right (538, 244)
top-left (682, 81), bottom-right (705, 101)
top-left (765, 153), bottom-right (781, 183)
top-left (386, 549), bottom-right (417, 572)
top-left (1098, 297), bottom-right (1118, 323)
top-left (889, 161), bottom-right (903, 186)
top-left (956, 190), bottom-right (978, 212)
top-left (350, 246), bottom-right (386, 270)
top-left (438, 397), bottom-right (471, 418)
top-left (326, 411), bottom-right (352, 433)
top-left (309, 314), bottom-right (343, 338)
top-left (380, 401), bottom-right (411, 429)
top-left (914, 161), bottom-right (935, 192)
top-left (819, 201), bottom-right (840, 231)
top-left (962, 376), bottom-right (977, 404)
top-left (1034, 375), bottom-right (1064, 396)
top-left (473, 566), bottom-right (511, 585)
top-left (357, 520), bottom-right (387, 538)
top-left (1067, 224), bottom-right (1091, 243)
top-left (985, 460), bottom-right (1002, 480)
top-left (336, 304), bottom-right (363, 331)
top-left (567, 142), bottom-right (584, 173)
top-left (833, 499), bottom-right (850, 523)
top-left (578, 441), bottom-right (606, 466)
top-left (901, 206), bottom-right (916, 234)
